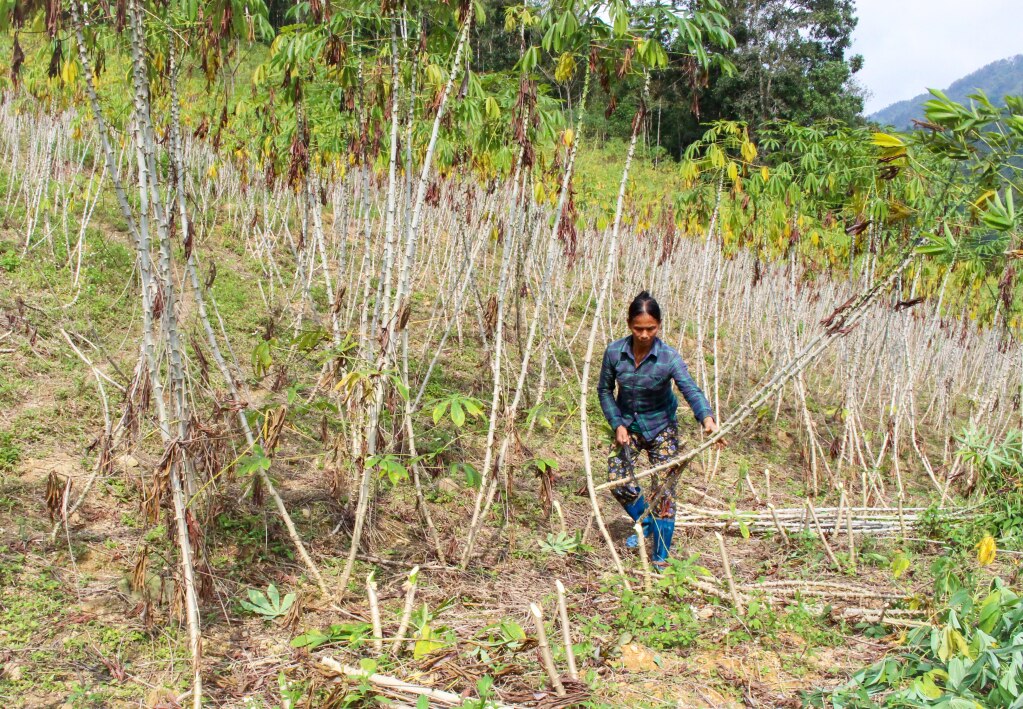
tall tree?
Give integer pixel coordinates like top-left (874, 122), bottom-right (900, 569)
top-left (597, 0), bottom-right (865, 157)
top-left (705, 1), bottom-right (862, 128)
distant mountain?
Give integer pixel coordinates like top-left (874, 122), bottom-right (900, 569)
top-left (870, 55), bottom-right (1023, 129)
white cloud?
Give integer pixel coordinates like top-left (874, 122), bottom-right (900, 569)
top-left (850, 0), bottom-right (1023, 113)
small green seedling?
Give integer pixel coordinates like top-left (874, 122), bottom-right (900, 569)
top-left (240, 583), bottom-right (295, 620)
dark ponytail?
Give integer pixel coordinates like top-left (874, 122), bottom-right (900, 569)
top-left (627, 291), bottom-right (661, 323)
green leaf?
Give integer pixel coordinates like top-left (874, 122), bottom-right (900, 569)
top-left (238, 445), bottom-right (272, 477)
top-left (391, 377), bottom-right (410, 402)
top-left (462, 463), bottom-right (481, 488)
top-left (359, 658), bottom-right (377, 676)
top-left (432, 401), bottom-right (448, 425)
top-left (290, 629), bottom-right (329, 648)
top-left (462, 398), bottom-right (484, 418)
top-left (738, 520), bottom-right (750, 539)
top-left (947, 657), bottom-right (966, 690)
top-left (517, 46), bottom-right (539, 73)
top-left (252, 340), bottom-right (273, 377)
top-left (450, 400), bottom-right (465, 427)
top-left (500, 620), bottom-right (526, 642)
top-left (977, 590), bottom-right (1003, 634)
top-left (612, 2), bottom-right (628, 36)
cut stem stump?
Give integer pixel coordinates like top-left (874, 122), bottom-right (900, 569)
top-left (714, 532), bottom-right (743, 613)
top-left (529, 602), bottom-right (566, 697)
top-left (555, 580), bottom-right (578, 681)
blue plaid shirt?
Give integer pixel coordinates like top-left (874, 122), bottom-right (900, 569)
top-left (598, 336), bottom-right (713, 441)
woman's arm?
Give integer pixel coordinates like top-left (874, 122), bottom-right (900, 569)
top-left (669, 355), bottom-right (713, 427)
top-left (597, 348), bottom-right (627, 439)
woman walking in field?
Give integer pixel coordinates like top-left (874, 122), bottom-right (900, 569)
top-left (598, 291), bottom-right (720, 569)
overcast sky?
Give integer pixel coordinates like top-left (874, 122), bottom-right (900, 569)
top-left (850, 0), bottom-right (1023, 114)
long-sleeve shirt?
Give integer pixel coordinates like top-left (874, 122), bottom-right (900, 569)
top-left (597, 336), bottom-right (713, 442)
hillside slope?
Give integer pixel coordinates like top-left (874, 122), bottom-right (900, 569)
top-left (871, 54), bottom-right (1023, 128)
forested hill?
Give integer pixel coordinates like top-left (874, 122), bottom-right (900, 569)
top-left (871, 54), bottom-right (1023, 129)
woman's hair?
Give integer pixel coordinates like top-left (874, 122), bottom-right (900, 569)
top-left (627, 291), bottom-right (661, 323)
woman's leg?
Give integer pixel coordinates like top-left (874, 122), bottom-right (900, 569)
top-left (645, 425), bottom-right (683, 564)
top-left (607, 432), bottom-right (651, 528)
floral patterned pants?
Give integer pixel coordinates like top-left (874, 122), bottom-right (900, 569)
top-left (607, 424), bottom-right (683, 520)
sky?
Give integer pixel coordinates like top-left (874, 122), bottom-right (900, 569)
top-left (850, 0), bottom-right (1023, 114)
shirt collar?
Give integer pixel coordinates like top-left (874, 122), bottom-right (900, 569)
top-left (622, 336), bottom-right (662, 363)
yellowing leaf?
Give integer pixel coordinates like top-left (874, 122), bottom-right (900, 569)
top-left (562, 128), bottom-right (574, 147)
top-left (484, 96), bottom-right (500, 121)
top-left (951, 628), bottom-right (970, 657)
top-left (61, 60), bottom-right (79, 85)
top-left (708, 144), bottom-right (726, 169)
top-left (887, 201), bottom-right (913, 222)
top-left (760, 166), bottom-right (769, 181)
top-left (740, 140), bottom-right (757, 163)
top-left (977, 534), bottom-right (996, 566)
top-left (727, 161), bottom-right (739, 183)
top-left (872, 132), bottom-right (905, 149)
top-left (413, 624), bottom-right (445, 659)
top-left (554, 52), bottom-right (576, 83)
top-left (918, 672), bottom-right (943, 699)
top-left (973, 190), bottom-right (997, 209)
top-left (891, 551), bottom-right (911, 579)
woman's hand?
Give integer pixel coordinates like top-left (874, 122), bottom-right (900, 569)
top-left (615, 425), bottom-right (631, 448)
top-left (702, 416), bottom-right (727, 449)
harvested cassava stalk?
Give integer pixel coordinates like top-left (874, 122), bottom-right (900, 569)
top-left (807, 501), bottom-right (841, 570)
top-left (749, 579), bottom-right (896, 593)
top-left (634, 522), bottom-right (653, 593)
top-left (674, 503), bottom-right (970, 537)
top-left (832, 487), bottom-right (847, 542)
top-left (767, 504), bottom-right (789, 546)
top-left (674, 573), bottom-right (916, 626)
top-left (714, 533), bottom-right (743, 613)
top-left (751, 588), bottom-right (906, 603)
top-left (552, 499), bottom-right (567, 534)
top-left (555, 580), bottom-right (578, 681)
top-left (764, 467), bottom-right (772, 504)
top-left (529, 602), bottom-right (566, 697)
top-left (318, 657), bottom-right (514, 707)
top-left (846, 509), bottom-right (857, 569)
top-left (391, 566), bottom-right (419, 656)
top-left (837, 607), bottom-right (929, 628)
top-left (367, 573), bottom-right (383, 654)
top-left (745, 473), bottom-right (761, 503)
top-left (355, 555), bottom-right (454, 572)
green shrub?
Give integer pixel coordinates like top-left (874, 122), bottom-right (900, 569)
top-left (807, 578), bottom-right (1023, 707)
top-left (612, 588), bottom-right (698, 650)
top-left (0, 431), bottom-right (21, 472)
top-left (955, 425), bottom-right (1023, 496)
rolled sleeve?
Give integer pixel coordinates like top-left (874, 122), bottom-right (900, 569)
top-left (597, 348), bottom-right (626, 430)
top-left (671, 356), bottom-right (713, 424)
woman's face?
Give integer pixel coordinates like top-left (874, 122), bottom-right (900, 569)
top-left (629, 313), bottom-right (660, 349)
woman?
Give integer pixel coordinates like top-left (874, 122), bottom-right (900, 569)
top-left (597, 291), bottom-right (720, 569)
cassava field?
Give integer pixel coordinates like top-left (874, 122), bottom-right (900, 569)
top-left (2, 1), bottom-right (1023, 707)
